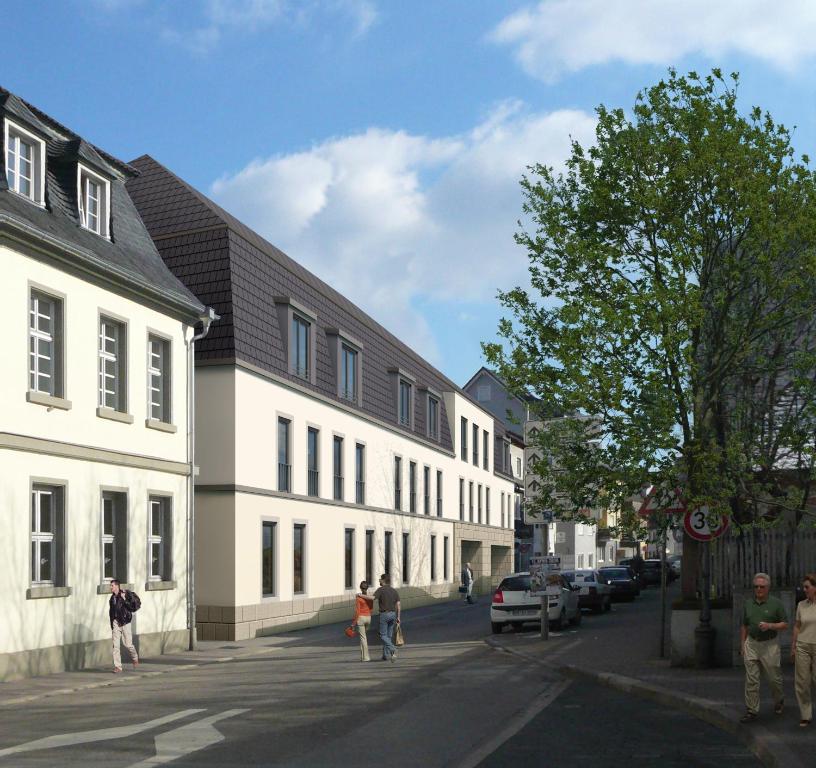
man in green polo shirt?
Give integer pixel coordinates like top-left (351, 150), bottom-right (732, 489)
top-left (740, 572), bottom-right (788, 723)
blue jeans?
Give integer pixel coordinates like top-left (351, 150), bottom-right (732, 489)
top-left (379, 611), bottom-right (397, 659)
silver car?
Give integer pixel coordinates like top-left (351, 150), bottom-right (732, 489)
top-left (490, 572), bottom-right (581, 634)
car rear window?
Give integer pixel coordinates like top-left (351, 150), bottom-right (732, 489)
top-left (582, 572), bottom-right (595, 582)
top-left (601, 568), bottom-right (629, 578)
top-left (498, 576), bottom-right (531, 591)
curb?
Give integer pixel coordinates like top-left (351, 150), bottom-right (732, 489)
top-left (485, 639), bottom-right (804, 768)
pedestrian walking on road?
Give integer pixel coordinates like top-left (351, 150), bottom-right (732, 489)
top-left (354, 581), bottom-right (373, 662)
top-left (461, 562), bottom-right (474, 604)
top-left (739, 572), bottom-right (788, 723)
top-left (791, 573), bottom-right (816, 727)
top-left (373, 573), bottom-right (400, 662)
top-left (109, 579), bottom-right (140, 673)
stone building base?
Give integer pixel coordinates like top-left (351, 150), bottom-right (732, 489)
top-left (197, 583), bottom-right (458, 642)
top-left (0, 629), bottom-right (188, 683)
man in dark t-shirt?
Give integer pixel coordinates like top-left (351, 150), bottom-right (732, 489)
top-left (373, 573), bottom-right (401, 662)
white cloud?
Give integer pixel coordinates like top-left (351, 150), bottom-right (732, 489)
top-left (491, 0), bottom-right (816, 82)
top-left (210, 103), bottom-right (596, 362)
top-left (99, 0), bottom-right (376, 54)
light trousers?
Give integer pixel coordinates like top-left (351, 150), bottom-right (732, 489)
top-left (356, 615), bottom-right (371, 662)
top-left (112, 620), bottom-right (138, 669)
top-left (743, 636), bottom-right (783, 714)
top-left (794, 642), bottom-right (816, 721)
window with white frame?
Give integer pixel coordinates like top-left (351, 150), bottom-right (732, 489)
top-left (147, 335), bottom-right (171, 422)
top-left (29, 289), bottom-right (63, 396)
top-left (5, 119), bottom-right (45, 205)
top-left (148, 496), bottom-right (172, 581)
top-left (77, 164), bottom-right (110, 237)
top-left (99, 316), bottom-right (127, 411)
top-left (101, 491), bottom-right (127, 582)
top-left (291, 315), bottom-right (310, 379)
top-left (31, 485), bottom-right (64, 585)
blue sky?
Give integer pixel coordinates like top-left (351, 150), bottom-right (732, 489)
top-left (7, 1), bottom-right (816, 385)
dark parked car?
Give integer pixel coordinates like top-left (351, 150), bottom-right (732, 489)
top-left (642, 559), bottom-right (677, 586)
top-left (598, 566), bottom-right (640, 601)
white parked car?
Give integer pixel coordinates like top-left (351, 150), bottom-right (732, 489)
top-left (490, 572), bottom-right (581, 634)
top-left (562, 569), bottom-right (612, 613)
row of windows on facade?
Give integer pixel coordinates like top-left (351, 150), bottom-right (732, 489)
top-left (277, 417), bottom-right (514, 529)
top-left (460, 415), bottom-right (512, 475)
top-left (29, 288), bottom-right (173, 422)
top-left (456, 477), bottom-right (515, 529)
top-left (30, 485), bottom-right (173, 588)
top-left (6, 119), bottom-right (112, 238)
top-left (285, 311), bottom-right (442, 441)
top-left (261, 522), bottom-right (452, 597)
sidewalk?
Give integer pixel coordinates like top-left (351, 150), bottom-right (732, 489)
top-left (486, 586), bottom-right (809, 768)
top-left (0, 617), bottom-right (350, 707)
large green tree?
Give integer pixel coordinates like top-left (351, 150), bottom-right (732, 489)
top-left (485, 70), bottom-right (816, 552)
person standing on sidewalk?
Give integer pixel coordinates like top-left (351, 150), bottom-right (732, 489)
top-left (353, 581), bottom-right (373, 662)
top-left (461, 562), bottom-right (474, 604)
top-left (372, 574), bottom-right (400, 662)
top-left (109, 580), bottom-right (139, 673)
top-left (739, 572), bottom-right (788, 723)
top-left (791, 573), bottom-right (816, 727)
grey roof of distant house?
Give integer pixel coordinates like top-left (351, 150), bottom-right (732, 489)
top-left (0, 88), bottom-right (205, 319)
top-left (126, 154), bottom-right (514, 474)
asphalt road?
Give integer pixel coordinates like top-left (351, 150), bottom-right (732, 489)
top-left (0, 596), bottom-right (762, 768)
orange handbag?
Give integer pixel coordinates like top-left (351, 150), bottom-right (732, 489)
top-left (344, 626), bottom-right (356, 638)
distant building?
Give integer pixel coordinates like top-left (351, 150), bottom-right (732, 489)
top-left (0, 88), bottom-right (209, 681)
top-left (128, 158), bottom-right (515, 641)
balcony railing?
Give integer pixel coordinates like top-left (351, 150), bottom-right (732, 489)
top-left (278, 462), bottom-right (291, 493)
top-left (356, 480), bottom-right (365, 505)
top-left (333, 476), bottom-right (344, 501)
top-left (308, 469), bottom-right (319, 497)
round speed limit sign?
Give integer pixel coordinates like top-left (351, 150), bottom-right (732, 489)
top-left (683, 507), bottom-right (729, 541)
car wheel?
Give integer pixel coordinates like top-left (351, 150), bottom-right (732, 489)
top-left (491, 622), bottom-right (504, 634)
top-left (603, 596), bottom-right (611, 612)
top-left (553, 608), bottom-right (566, 630)
top-left (592, 600), bottom-right (603, 614)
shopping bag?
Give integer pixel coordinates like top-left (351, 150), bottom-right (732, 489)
top-left (458, 586), bottom-right (467, 594)
top-left (344, 626), bottom-right (356, 638)
top-left (394, 623), bottom-right (405, 647)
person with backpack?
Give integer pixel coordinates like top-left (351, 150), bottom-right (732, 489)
top-left (109, 579), bottom-right (140, 673)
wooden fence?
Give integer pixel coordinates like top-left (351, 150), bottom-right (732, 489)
top-left (708, 528), bottom-right (816, 598)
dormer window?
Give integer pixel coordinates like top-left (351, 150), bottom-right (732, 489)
top-left (274, 297), bottom-right (317, 385)
top-left (5, 119), bottom-right (45, 206)
top-left (77, 163), bottom-right (110, 238)
top-left (326, 327), bottom-right (363, 406)
top-left (387, 367), bottom-right (415, 430)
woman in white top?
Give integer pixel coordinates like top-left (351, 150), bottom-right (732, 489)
top-left (791, 572), bottom-right (816, 727)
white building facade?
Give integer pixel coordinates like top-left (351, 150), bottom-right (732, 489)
top-left (127, 157), bottom-right (515, 641)
top-left (0, 90), bottom-right (207, 680)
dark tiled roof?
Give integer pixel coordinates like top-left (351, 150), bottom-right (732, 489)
top-left (0, 88), bottom-right (204, 319)
top-left (127, 155), bottom-right (502, 452)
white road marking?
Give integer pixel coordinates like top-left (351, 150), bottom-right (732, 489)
top-left (126, 709), bottom-right (249, 767)
top-left (0, 710), bottom-right (204, 759)
top-left (452, 680), bottom-right (572, 768)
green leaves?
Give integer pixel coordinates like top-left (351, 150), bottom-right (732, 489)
top-left (487, 69), bottom-right (816, 532)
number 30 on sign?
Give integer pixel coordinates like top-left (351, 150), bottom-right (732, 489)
top-left (683, 507), bottom-right (729, 541)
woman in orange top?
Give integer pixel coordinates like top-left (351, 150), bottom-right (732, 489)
top-left (354, 581), bottom-right (373, 662)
